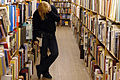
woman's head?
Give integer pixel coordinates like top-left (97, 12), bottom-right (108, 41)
top-left (38, 1), bottom-right (51, 20)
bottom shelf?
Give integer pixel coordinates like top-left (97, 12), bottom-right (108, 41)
top-left (58, 20), bottom-right (71, 26)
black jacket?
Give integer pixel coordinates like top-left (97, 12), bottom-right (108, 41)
top-left (32, 5), bottom-right (60, 41)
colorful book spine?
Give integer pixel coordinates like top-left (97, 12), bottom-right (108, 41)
top-left (13, 5), bottom-right (17, 28)
top-left (9, 5), bottom-right (14, 31)
top-left (0, 57), bottom-right (3, 76)
top-left (4, 50), bottom-right (9, 68)
top-left (119, 0), bottom-right (120, 21)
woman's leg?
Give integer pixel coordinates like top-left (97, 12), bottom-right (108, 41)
top-left (37, 35), bottom-right (59, 79)
top-left (36, 37), bottom-right (48, 78)
top-left (42, 36), bottom-right (59, 73)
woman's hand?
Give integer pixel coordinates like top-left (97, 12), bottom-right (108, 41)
top-left (47, 4), bottom-right (51, 13)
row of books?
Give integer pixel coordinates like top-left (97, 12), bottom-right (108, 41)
top-left (0, 2), bottom-right (34, 54)
top-left (99, 0), bottom-right (120, 22)
top-left (0, 0), bottom-right (36, 79)
top-left (59, 20), bottom-right (70, 26)
top-left (71, 1), bottom-right (120, 79)
top-left (81, 9), bottom-right (120, 60)
top-left (2, 0), bottom-right (38, 32)
top-left (53, 2), bottom-right (71, 7)
top-left (88, 54), bottom-right (103, 80)
top-left (0, 0), bottom-right (25, 5)
top-left (80, 25), bottom-right (120, 80)
top-left (51, 0), bottom-right (71, 26)
top-left (71, 14), bottom-right (80, 43)
top-left (72, 0), bottom-right (120, 22)
top-left (0, 3), bottom-right (31, 33)
top-left (57, 8), bottom-right (71, 14)
top-left (0, 42), bottom-right (34, 80)
top-left (60, 14), bottom-right (70, 19)
top-left (0, 21), bottom-right (34, 80)
top-left (71, 4), bottom-right (80, 18)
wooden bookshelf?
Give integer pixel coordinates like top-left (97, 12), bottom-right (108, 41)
top-left (11, 49), bottom-right (19, 57)
top-left (71, 0), bottom-right (120, 79)
top-left (51, 0), bottom-right (71, 26)
top-left (0, 1), bottom-right (34, 80)
top-left (72, 2), bottom-right (120, 25)
top-left (82, 23), bottom-right (119, 62)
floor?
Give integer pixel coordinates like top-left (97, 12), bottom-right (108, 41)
top-left (31, 27), bottom-right (90, 80)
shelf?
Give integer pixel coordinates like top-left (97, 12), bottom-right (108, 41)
top-left (106, 49), bottom-right (119, 62)
top-left (82, 24), bottom-right (119, 62)
top-left (72, 2), bottom-right (120, 24)
top-left (72, 13), bottom-right (80, 20)
top-left (11, 49), bottom-right (19, 57)
top-left (107, 17), bottom-right (120, 25)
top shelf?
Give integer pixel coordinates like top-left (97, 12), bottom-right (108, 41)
top-left (71, 2), bottom-right (120, 25)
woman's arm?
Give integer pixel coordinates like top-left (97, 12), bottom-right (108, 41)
top-left (32, 10), bottom-right (40, 41)
top-left (48, 5), bottom-right (60, 22)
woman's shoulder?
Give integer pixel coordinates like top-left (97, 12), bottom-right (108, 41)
top-left (51, 5), bottom-right (56, 10)
top-left (33, 9), bottom-right (39, 16)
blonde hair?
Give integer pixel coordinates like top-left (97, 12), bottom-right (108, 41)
top-left (38, 1), bottom-right (51, 20)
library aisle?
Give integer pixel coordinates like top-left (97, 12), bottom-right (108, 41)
top-left (31, 27), bottom-right (90, 80)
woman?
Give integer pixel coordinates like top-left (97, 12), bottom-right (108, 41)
top-left (32, 1), bottom-right (60, 79)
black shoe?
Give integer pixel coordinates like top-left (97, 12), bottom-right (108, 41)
top-left (43, 72), bottom-right (52, 79)
top-left (36, 65), bottom-right (41, 79)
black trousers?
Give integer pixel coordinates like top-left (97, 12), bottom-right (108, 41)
top-left (38, 33), bottom-right (59, 73)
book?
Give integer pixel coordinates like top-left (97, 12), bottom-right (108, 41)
top-left (9, 5), bottom-right (14, 31)
top-left (0, 51), bottom-right (7, 76)
top-left (0, 16), bottom-right (8, 37)
top-left (0, 24), bottom-right (5, 38)
top-left (65, 21), bottom-right (69, 25)
top-left (0, 56), bottom-right (3, 76)
top-left (10, 57), bottom-right (19, 80)
top-left (13, 5), bottom-right (16, 28)
top-left (4, 50), bottom-right (9, 68)
top-left (20, 25), bottom-right (26, 45)
top-left (25, 23), bottom-right (32, 40)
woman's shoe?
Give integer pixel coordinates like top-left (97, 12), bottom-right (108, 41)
top-left (43, 72), bottom-right (52, 79)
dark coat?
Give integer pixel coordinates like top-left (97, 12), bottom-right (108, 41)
top-left (32, 5), bottom-right (60, 41)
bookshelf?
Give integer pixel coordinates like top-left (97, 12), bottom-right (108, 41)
top-left (71, 0), bottom-right (120, 80)
top-left (51, 0), bottom-right (71, 26)
top-left (0, 0), bottom-right (38, 80)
